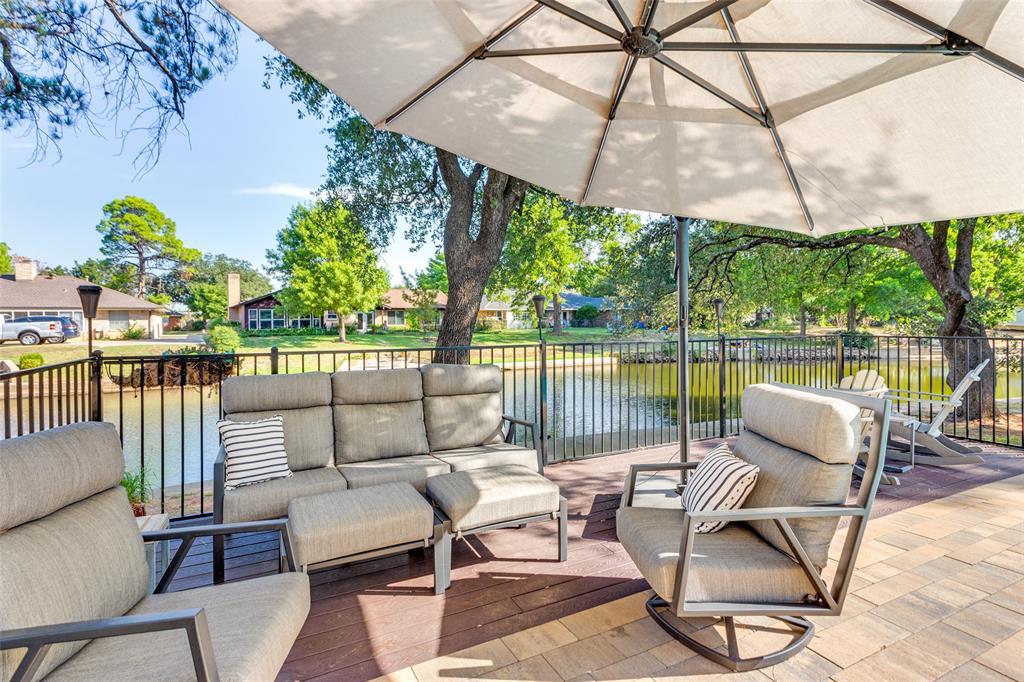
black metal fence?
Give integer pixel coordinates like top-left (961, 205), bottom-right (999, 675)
top-left (2, 335), bottom-right (1021, 520)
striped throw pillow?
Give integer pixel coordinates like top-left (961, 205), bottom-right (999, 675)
top-left (682, 443), bottom-right (759, 533)
top-left (218, 416), bottom-right (292, 489)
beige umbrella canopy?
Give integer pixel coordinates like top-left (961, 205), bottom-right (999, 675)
top-left (220, 0), bottom-right (1023, 236)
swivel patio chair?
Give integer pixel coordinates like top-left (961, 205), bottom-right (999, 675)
top-left (0, 422), bottom-right (309, 682)
top-left (617, 383), bottom-right (890, 672)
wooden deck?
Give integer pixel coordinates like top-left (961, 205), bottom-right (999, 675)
top-left (165, 440), bottom-right (1024, 681)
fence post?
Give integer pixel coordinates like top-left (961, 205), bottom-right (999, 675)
top-left (718, 335), bottom-right (727, 438)
top-left (836, 335), bottom-right (845, 381)
top-left (538, 339), bottom-right (548, 464)
top-left (89, 350), bottom-right (104, 422)
top-left (270, 346), bottom-right (279, 375)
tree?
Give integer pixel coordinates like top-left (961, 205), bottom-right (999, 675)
top-left (417, 252), bottom-right (449, 294)
top-left (596, 218), bottom-right (677, 328)
top-left (187, 283), bottom-right (227, 327)
top-left (66, 257), bottom-right (138, 294)
top-left (0, 242), bottom-right (12, 273)
top-left (96, 196), bottom-right (200, 299)
top-left (2, 0), bottom-right (238, 169)
top-left (160, 253), bottom-right (272, 305)
top-left (267, 201), bottom-right (388, 342)
top-left (695, 215), bottom-right (1024, 415)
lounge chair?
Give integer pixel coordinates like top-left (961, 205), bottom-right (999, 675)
top-left (617, 384), bottom-right (890, 671)
top-left (0, 422), bottom-right (309, 681)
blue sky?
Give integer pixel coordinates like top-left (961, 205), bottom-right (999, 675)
top-left (0, 30), bottom-right (433, 286)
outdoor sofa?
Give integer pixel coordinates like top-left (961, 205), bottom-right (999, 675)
top-left (0, 422), bottom-right (308, 682)
top-left (213, 363), bottom-right (542, 582)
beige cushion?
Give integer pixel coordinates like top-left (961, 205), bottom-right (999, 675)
top-left (733, 430), bottom-right (852, 569)
top-left (333, 402), bottom-right (429, 463)
top-left (0, 421), bottom-right (124, 530)
top-left (423, 393), bottom-right (504, 452)
top-left (426, 466), bottom-right (560, 532)
top-left (332, 368), bottom-right (423, 404)
top-left (616, 507), bottom-right (817, 604)
top-left (288, 483), bottom-right (435, 567)
top-left (741, 384), bottom-right (860, 464)
top-left (222, 372), bottom-right (332, 413)
top-left (0, 488), bottom-right (149, 679)
top-left (228, 406), bottom-right (334, 471)
top-left (421, 363), bottom-right (502, 396)
top-left (222, 467), bottom-right (347, 523)
top-left (47, 573), bottom-right (310, 682)
top-left (432, 442), bottom-right (539, 473)
top-left (338, 455), bottom-right (450, 493)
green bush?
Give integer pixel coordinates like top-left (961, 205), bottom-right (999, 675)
top-left (370, 324), bottom-right (386, 334)
top-left (475, 317), bottom-right (504, 332)
top-left (239, 326), bottom-right (333, 338)
top-left (574, 304), bottom-right (600, 325)
top-left (121, 323), bottom-right (146, 340)
top-left (840, 331), bottom-right (874, 350)
top-left (205, 325), bottom-right (241, 353)
top-left (17, 353), bottom-right (45, 370)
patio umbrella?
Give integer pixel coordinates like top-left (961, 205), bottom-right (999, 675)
top-left (220, 0), bottom-right (1024, 457)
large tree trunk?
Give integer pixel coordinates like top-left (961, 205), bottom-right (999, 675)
top-left (338, 319), bottom-right (347, 343)
top-left (847, 300), bottom-right (857, 332)
top-left (799, 302), bottom-right (807, 336)
top-left (552, 294), bottom-right (563, 334)
top-left (433, 150), bottom-right (527, 363)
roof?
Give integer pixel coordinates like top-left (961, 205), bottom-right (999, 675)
top-left (379, 288), bottom-right (447, 310)
top-left (0, 275), bottom-right (164, 311)
top-left (558, 292), bottom-right (610, 311)
top-left (479, 296), bottom-right (512, 311)
top-left (233, 290), bottom-right (281, 308)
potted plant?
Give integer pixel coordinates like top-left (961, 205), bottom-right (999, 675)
top-left (120, 467), bottom-right (153, 517)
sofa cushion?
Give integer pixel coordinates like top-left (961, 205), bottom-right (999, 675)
top-left (228, 405), bottom-right (334, 471)
top-left (338, 455), bottom-right (450, 493)
top-left (222, 467), bottom-right (347, 523)
top-left (423, 393), bottom-right (504, 452)
top-left (0, 488), bottom-right (149, 679)
top-left (0, 421), bottom-right (124, 530)
top-left (332, 368), bottom-right (423, 404)
top-left (733, 430), bottom-right (852, 569)
top-left (682, 443), bottom-right (759, 534)
top-left (426, 466), bottom-right (560, 532)
top-left (218, 416), bottom-right (292, 489)
top-left (333, 402), bottom-right (430, 463)
top-left (47, 573), bottom-right (310, 682)
top-left (741, 384), bottom-right (860, 464)
top-left (222, 372), bottom-right (332, 413)
top-left (288, 483), bottom-right (435, 567)
top-left (421, 363), bottom-right (502, 396)
top-left (617, 507), bottom-right (817, 604)
top-left (432, 442), bottom-right (539, 473)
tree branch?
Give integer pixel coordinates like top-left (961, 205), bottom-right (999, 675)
top-left (102, 0), bottom-right (184, 117)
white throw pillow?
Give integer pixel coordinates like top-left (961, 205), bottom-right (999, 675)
top-left (218, 416), bottom-right (292, 489)
top-left (682, 443), bottom-right (759, 533)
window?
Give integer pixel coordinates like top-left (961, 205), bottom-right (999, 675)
top-left (386, 310), bottom-right (405, 326)
top-left (108, 311), bottom-right (130, 330)
top-left (325, 311), bottom-right (338, 320)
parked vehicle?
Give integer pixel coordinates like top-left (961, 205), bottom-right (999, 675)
top-left (0, 315), bottom-right (76, 345)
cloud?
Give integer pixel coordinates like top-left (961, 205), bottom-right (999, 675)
top-left (234, 182), bottom-right (314, 199)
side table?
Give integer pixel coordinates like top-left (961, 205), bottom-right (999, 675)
top-left (136, 513), bottom-right (171, 592)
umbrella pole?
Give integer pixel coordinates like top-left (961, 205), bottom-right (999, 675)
top-left (674, 216), bottom-right (692, 464)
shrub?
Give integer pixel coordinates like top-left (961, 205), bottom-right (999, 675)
top-left (120, 467), bottom-right (153, 516)
top-left (574, 304), bottom-right (600, 326)
top-left (370, 324), bottom-right (386, 334)
top-left (840, 331), bottom-right (874, 350)
top-left (17, 353), bottom-right (45, 370)
top-left (121, 323), bottom-right (146, 340)
top-left (475, 317), bottom-right (503, 332)
top-left (205, 325), bottom-right (241, 353)
top-left (239, 326), bottom-right (333, 338)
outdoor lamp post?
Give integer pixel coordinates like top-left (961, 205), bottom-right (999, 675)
top-left (711, 298), bottom-right (727, 437)
top-left (532, 294), bottom-right (547, 463)
top-left (78, 285), bottom-right (102, 356)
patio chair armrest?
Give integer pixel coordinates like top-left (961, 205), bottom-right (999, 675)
top-left (622, 462), bottom-right (699, 508)
top-left (503, 415), bottom-right (543, 473)
top-left (142, 519), bottom-right (297, 592)
top-left (683, 504), bottom-right (865, 523)
top-left (0, 609), bottom-right (217, 682)
top-left (213, 446), bottom-right (226, 523)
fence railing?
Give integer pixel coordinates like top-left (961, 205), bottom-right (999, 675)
top-left (2, 334), bottom-right (1020, 520)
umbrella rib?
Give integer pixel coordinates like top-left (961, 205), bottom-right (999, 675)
top-left (721, 7), bottom-right (814, 233)
top-left (660, 0), bottom-right (742, 39)
top-left (862, 0), bottom-right (1024, 81)
top-left (380, 3), bottom-right (543, 127)
top-left (483, 44), bottom-right (622, 58)
top-left (606, 0), bottom-right (633, 32)
top-left (581, 55), bottom-right (639, 204)
top-left (641, 0), bottom-right (661, 35)
top-left (652, 54), bottom-right (766, 125)
top-left (661, 41), bottom-right (969, 54)
top-left (534, 0), bottom-right (623, 40)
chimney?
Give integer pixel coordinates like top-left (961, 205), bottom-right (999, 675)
top-left (227, 273), bottom-right (241, 320)
top-left (14, 259), bottom-right (38, 281)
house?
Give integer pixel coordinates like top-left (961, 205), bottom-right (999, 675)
top-left (358, 288), bottom-right (447, 331)
top-left (551, 292), bottom-right (613, 327)
top-left (1000, 309), bottom-right (1024, 331)
top-left (0, 259), bottom-right (164, 339)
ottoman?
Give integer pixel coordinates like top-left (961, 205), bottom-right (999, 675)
top-left (287, 482), bottom-right (448, 594)
top-left (426, 465), bottom-right (568, 589)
